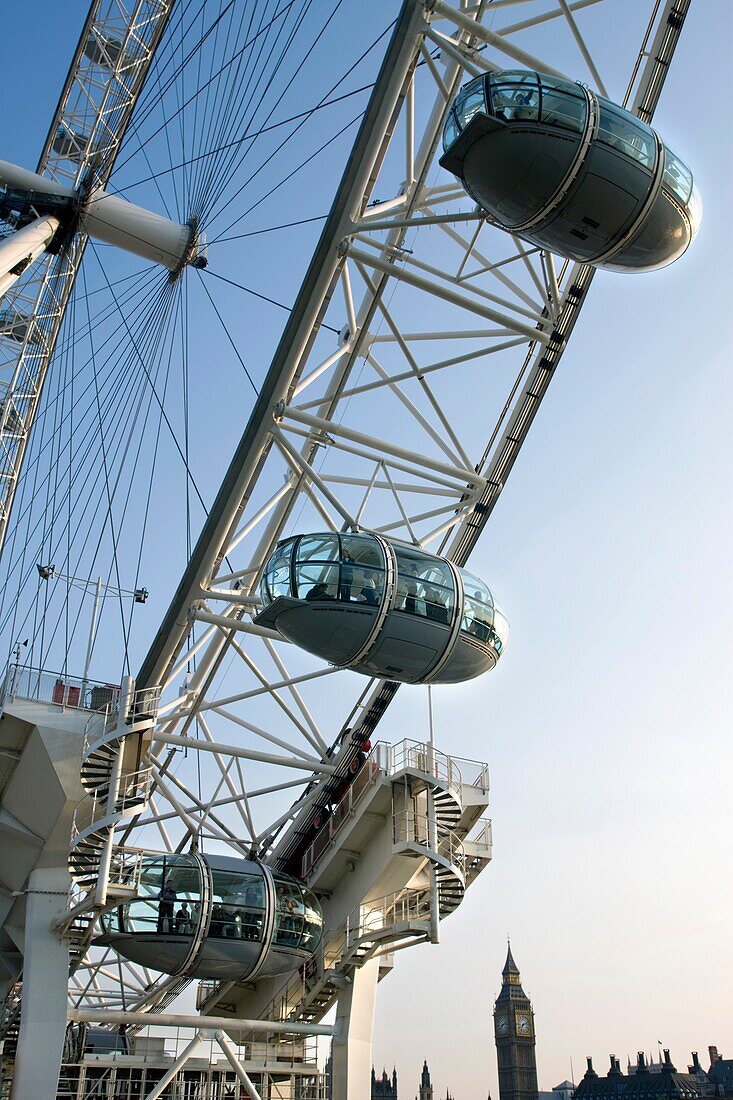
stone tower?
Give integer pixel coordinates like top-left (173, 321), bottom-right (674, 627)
top-left (419, 1060), bottom-right (434, 1100)
top-left (493, 945), bottom-right (539, 1100)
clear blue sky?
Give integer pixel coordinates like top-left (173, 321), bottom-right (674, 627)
top-left (3, 4), bottom-right (732, 1099)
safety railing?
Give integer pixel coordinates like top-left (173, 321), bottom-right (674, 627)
top-left (71, 768), bottom-right (152, 840)
top-left (0, 663), bottom-right (120, 713)
top-left (469, 816), bottom-right (493, 852)
top-left (82, 682), bottom-right (161, 756)
top-left (262, 924), bottom-right (351, 1027)
top-left (301, 751), bottom-right (383, 876)
top-left (301, 738), bottom-right (488, 879)
top-left (455, 755), bottom-right (490, 791)
top-left (51, 1033), bottom-right (324, 1097)
top-left (386, 737), bottom-right (462, 789)
top-left (344, 887), bottom-right (432, 948)
top-left (392, 809), bottom-right (466, 872)
top-left (0, 981), bottom-right (21, 1037)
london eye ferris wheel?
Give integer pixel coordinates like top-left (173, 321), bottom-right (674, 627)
top-left (0, 2), bottom-right (703, 1098)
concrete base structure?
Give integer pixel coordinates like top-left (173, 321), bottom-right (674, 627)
top-left (10, 867), bottom-right (71, 1100)
top-left (331, 957), bottom-right (380, 1100)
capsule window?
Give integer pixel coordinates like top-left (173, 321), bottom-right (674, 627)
top-left (490, 72), bottom-right (540, 123)
top-left (394, 547), bottom-right (455, 623)
top-left (273, 875), bottom-right (307, 950)
top-left (301, 886), bottom-right (324, 951)
top-left (107, 855), bottom-right (201, 936)
top-left (339, 534), bottom-right (385, 605)
top-left (663, 147), bottom-right (693, 204)
top-left (597, 102), bottom-right (656, 168)
top-left (455, 88), bottom-right (487, 130)
top-left (539, 87), bottom-right (585, 133)
top-left (262, 541), bottom-right (295, 602)
top-left (687, 179), bottom-right (703, 233)
top-left (294, 534), bottom-right (339, 600)
top-left (459, 569), bottom-right (495, 643)
top-left (209, 868), bottom-right (266, 942)
top-left (443, 109), bottom-right (460, 150)
top-left (492, 604), bottom-right (510, 653)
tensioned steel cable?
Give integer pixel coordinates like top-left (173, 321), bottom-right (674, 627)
top-left (208, 18), bottom-right (396, 237)
top-left (6, 277), bottom-right (178, 664)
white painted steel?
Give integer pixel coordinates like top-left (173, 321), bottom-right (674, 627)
top-left (0, 1), bottom-right (695, 1095)
top-left (0, 218), bottom-right (60, 298)
top-left (0, 0), bottom-right (175, 555)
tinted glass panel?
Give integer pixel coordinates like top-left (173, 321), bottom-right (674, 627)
top-left (339, 533), bottom-right (385, 603)
top-left (209, 867), bottom-right (266, 942)
top-left (687, 179), bottom-right (703, 233)
top-left (394, 546), bottom-right (455, 622)
top-left (663, 147), bottom-right (693, 203)
top-left (540, 88), bottom-right (585, 132)
top-left (459, 569), bottom-right (496, 642)
top-left (490, 72), bottom-right (540, 122)
top-left (104, 854), bottom-right (200, 936)
top-left (443, 109), bottom-right (459, 149)
top-left (261, 540), bottom-right (295, 603)
top-left (297, 534), bottom-right (340, 562)
top-left (295, 562), bottom-right (339, 600)
top-left (455, 88), bottom-right (486, 130)
top-left (597, 102), bottom-right (656, 167)
top-left (271, 875), bottom-right (324, 952)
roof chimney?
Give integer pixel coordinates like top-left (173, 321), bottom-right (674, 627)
top-left (709, 1047), bottom-right (721, 1066)
top-left (662, 1051), bottom-right (676, 1073)
top-left (690, 1053), bottom-right (701, 1071)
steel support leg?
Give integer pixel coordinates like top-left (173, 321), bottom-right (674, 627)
top-left (10, 867), bottom-right (70, 1100)
top-left (331, 957), bottom-right (380, 1100)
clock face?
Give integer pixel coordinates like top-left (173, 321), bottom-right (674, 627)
top-left (516, 1014), bottom-right (531, 1035)
top-left (496, 1016), bottom-right (509, 1035)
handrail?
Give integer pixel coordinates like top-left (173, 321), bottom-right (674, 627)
top-left (392, 809), bottom-right (466, 870)
top-left (71, 768), bottom-right (152, 841)
top-left (301, 752), bottom-right (382, 876)
top-left (301, 737), bottom-right (488, 878)
top-left (0, 662), bottom-right (120, 713)
top-left (344, 887), bottom-right (432, 947)
top-left (83, 682), bottom-right (162, 754)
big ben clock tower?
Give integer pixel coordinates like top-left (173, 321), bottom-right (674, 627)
top-left (493, 944), bottom-right (539, 1100)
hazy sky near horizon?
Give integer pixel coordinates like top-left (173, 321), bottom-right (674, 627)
top-left (4, 3), bottom-right (732, 1099)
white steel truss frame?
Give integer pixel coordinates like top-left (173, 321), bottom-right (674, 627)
top-left (0, 0), bottom-right (173, 553)
top-left (129, 0), bottom-right (690, 858)
top-left (2, 0), bottom-right (692, 1050)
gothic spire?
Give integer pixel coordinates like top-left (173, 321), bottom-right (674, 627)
top-left (502, 941), bottom-right (523, 987)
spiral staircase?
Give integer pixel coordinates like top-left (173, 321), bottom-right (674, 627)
top-left (236, 741), bottom-right (493, 1035)
top-left (61, 681), bottom-right (159, 969)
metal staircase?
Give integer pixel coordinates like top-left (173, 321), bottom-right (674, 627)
top-left (60, 680), bottom-right (159, 970)
top-left (0, 982), bottom-right (22, 1056)
top-left (254, 743), bottom-right (492, 1035)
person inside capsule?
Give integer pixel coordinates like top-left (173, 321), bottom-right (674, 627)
top-left (257, 532), bottom-right (509, 684)
top-left (101, 853), bottom-right (324, 981)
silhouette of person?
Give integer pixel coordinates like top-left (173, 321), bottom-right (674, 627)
top-left (175, 902), bottom-right (191, 934)
top-left (157, 880), bottom-right (177, 933)
top-left (339, 549), bottom-right (354, 602)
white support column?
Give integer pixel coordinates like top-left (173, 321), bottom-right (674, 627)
top-left (215, 1030), bottom-right (263, 1100)
top-left (10, 868), bottom-right (70, 1100)
top-left (331, 957), bottom-right (380, 1100)
top-left (144, 1030), bottom-right (208, 1100)
top-left (0, 217), bottom-right (60, 298)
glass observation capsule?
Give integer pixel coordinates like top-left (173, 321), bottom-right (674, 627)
top-left (97, 853), bottom-right (323, 981)
top-left (254, 532), bottom-right (508, 685)
top-left (439, 70), bottom-right (701, 272)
